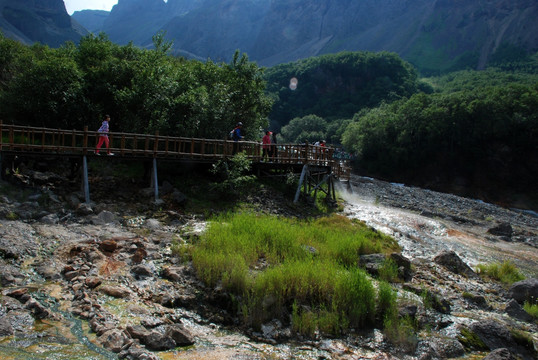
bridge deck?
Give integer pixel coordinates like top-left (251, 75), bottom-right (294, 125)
top-left (0, 122), bottom-right (350, 180)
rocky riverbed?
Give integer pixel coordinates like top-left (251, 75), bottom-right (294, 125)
top-left (0, 167), bottom-right (537, 360)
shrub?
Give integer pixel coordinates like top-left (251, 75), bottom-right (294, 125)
top-left (475, 261), bottom-right (525, 285)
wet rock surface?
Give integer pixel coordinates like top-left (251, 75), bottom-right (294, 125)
top-left (0, 172), bottom-right (537, 359)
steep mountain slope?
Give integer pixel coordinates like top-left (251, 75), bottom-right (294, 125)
top-left (71, 10), bottom-right (108, 33)
top-left (91, 0), bottom-right (537, 72)
top-left (0, 0), bottom-right (87, 46)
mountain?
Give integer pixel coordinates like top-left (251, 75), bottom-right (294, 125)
top-left (6, 0), bottom-right (538, 73)
top-left (71, 10), bottom-right (108, 33)
top-left (0, 0), bottom-right (88, 46)
top-left (72, 0), bottom-right (538, 73)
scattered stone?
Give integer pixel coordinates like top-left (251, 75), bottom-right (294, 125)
top-left (98, 328), bottom-right (130, 353)
top-left (24, 297), bottom-right (50, 319)
top-left (40, 213), bottom-right (59, 224)
top-left (76, 203), bottom-right (93, 216)
top-left (131, 264), bottom-right (153, 278)
top-left (487, 222), bottom-right (513, 238)
top-left (99, 239), bottom-right (118, 253)
top-left (145, 219), bottom-right (161, 230)
top-left (85, 276), bottom-right (102, 289)
top-left (433, 250), bottom-right (477, 278)
top-left (99, 285), bottom-right (131, 299)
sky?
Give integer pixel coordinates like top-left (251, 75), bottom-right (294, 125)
top-left (63, 0), bottom-right (119, 15)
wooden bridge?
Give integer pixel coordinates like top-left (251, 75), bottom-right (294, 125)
top-left (0, 122), bottom-right (351, 203)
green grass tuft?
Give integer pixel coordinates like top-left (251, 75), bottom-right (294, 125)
top-left (190, 212), bottom-right (401, 334)
top-left (475, 260), bottom-right (525, 285)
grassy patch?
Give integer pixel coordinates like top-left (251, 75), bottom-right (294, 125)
top-left (523, 301), bottom-right (538, 319)
top-left (475, 261), bottom-right (525, 285)
top-left (457, 327), bottom-right (488, 351)
top-left (189, 212), bottom-right (401, 334)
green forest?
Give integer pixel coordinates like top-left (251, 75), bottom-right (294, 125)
top-left (0, 32), bottom-right (272, 141)
top-left (1, 32), bottom-right (536, 207)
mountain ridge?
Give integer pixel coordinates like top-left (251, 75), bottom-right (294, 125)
top-left (1, 0), bottom-right (537, 73)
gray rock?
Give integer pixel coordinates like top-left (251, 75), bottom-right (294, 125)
top-left (508, 278), bottom-right (538, 304)
top-left (487, 222), bottom-right (513, 238)
top-left (358, 253), bottom-right (386, 276)
top-left (131, 264), bottom-right (153, 278)
top-left (0, 316), bottom-right (14, 336)
top-left (98, 328), bottom-right (130, 353)
top-left (144, 330), bottom-right (176, 350)
top-left (24, 297), bottom-right (50, 319)
top-left (483, 348), bottom-right (516, 360)
top-left (76, 203), bottom-right (93, 216)
top-left (468, 319), bottom-right (536, 359)
top-left (144, 219), bottom-right (161, 230)
top-left (165, 323), bottom-right (195, 346)
top-left (39, 213), bottom-right (59, 224)
top-left (433, 250), bottom-right (477, 278)
top-left (97, 210), bottom-right (116, 223)
top-left (504, 299), bottom-right (534, 322)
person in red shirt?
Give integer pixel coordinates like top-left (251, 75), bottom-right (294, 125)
top-left (262, 130), bottom-right (272, 161)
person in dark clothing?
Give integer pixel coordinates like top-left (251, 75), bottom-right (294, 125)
top-left (271, 132), bottom-right (278, 161)
top-left (232, 122), bottom-right (244, 155)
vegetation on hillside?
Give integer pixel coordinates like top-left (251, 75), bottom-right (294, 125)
top-left (264, 51), bottom-right (425, 133)
top-left (0, 32), bottom-right (272, 140)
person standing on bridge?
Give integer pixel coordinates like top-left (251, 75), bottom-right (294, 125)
top-left (232, 122), bottom-right (244, 155)
top-left (261, 130), bottom-right (272, 161)
top-left (95, 115), bottom-right (114, 155)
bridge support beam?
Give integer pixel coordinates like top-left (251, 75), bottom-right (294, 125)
top-left (294, 165), bottom-right (309, 203)
top-left (152, 158), bottom-right (159, 202)
top-left (82, 155), bottom-right (90, 203)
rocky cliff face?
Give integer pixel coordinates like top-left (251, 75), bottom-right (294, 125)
top-left (75, 0), bottom-right (537, 71)
top-left (4, 0), bottom-right (538, 72)
top-left (0, 0), bottom-right (88, 46)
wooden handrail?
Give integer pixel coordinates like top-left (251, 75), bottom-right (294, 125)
top-left (0, 124), bottom-right (351, 179)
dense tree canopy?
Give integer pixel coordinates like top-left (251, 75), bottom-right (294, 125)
top-left (0, 33), bottom-right (272, 140)
top-left (342, 80), bottom-right (538, 204)
top-left (264, 51), bottom-right (423, 132)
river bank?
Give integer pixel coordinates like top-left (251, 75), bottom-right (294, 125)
top-left (0, 167), bottom-right (537, 359)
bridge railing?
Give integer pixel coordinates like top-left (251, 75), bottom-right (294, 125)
top-left (0, 122), bottom-right (350, 179)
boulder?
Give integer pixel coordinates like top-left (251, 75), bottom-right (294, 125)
top-left (98, 329), bottom-right (130, 353)
top-left (508, 278), bottom-right (538, 304)
top-left (143, 330), bottom-right (176, 351)
top-left (433, 250), bottom-right (477, 278)
top-left (468, 319), bottom-right (536, 359)
top-left (487, 222), bottom-right (513, 238)
top-left (504, 299), bottom-right (534, 323)
top-left (165, 324), bottom-right (195, 346)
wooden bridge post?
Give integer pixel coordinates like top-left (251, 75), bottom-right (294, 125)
top-left (82, 155), bottom-right (90, 203)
